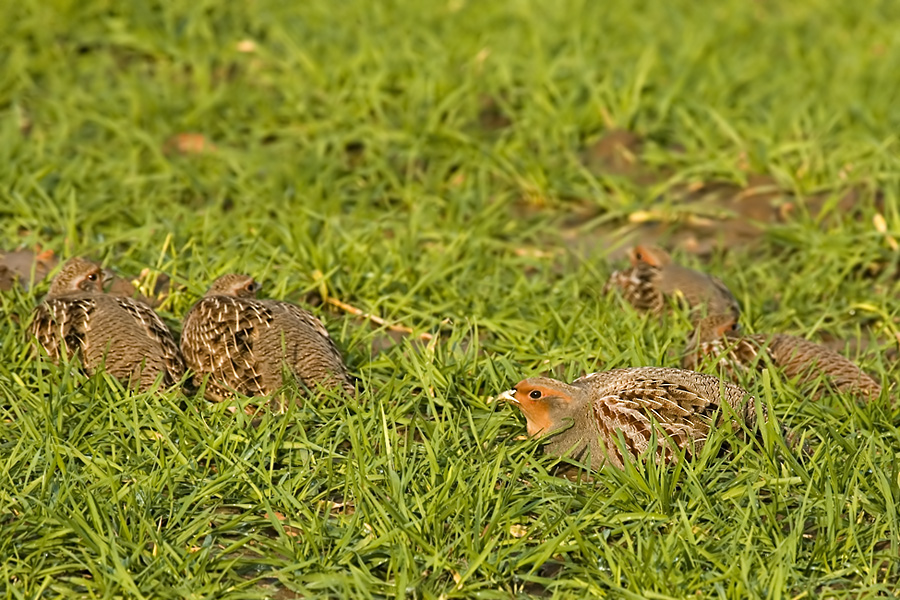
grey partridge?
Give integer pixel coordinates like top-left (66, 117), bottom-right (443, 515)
top-left (180, 274), bottom-right (355, 404)
top-left (683, 314), bottom-right (882, 401)
top-left (499, 367), bottom-right (758, 471)
top-left (29, 257), bottom-right (185, 391)
top-left (605, 245), bottom-right (739, 318)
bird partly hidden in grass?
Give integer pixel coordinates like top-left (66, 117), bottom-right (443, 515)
top-left (29, 257), bottom-right (185, 391)
top-left (683, 313), bottom-right (883, 402)
top-left (180, 273), bottom-right (356, 407)
top-left (499, 367), bottom-right (759, 471)
top-left (605, 245), bottom-right (740, 319)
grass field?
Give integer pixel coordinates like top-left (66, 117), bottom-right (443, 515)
top-left (2, 0), bottom-right (900, 597)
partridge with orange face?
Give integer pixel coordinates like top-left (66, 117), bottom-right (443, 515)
top-left (29, 257), bottom-right (185, 391)
top-left (180, 274), bottom-right (355, 404)
top-left (684, 314), bottom-right (882, 401)
top-left (605, 245), bottom-right (739, 318)
top-left (499, 367), bottom-right (758, 471)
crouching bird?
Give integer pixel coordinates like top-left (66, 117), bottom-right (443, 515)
top-left (180, 273), bottom-right (355, 405)
top-left (604, 245), bottom-right (740, 319)
top-left (499, 367), bottom-right (758, 471)
top-left (683, 314), bottom-right (882, 402)
top-left (29, 257), bottom-right (185, 391)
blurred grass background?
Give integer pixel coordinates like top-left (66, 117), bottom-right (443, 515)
top-left (1, 0), bottom-right (899, 597)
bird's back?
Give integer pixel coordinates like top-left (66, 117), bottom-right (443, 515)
top-left (655, 265), bottom-right (739, 318)
top-left (89, 295), bottom-right (184, 388)
top-left (260, 300), bottom-right (355, 396)
top-left (762, 334), bottom-right (881, 398)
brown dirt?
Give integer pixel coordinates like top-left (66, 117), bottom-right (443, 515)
top-left (0, 247), bottom-right (58, 291)
top-left (568, 129), bottom-right (888, 260)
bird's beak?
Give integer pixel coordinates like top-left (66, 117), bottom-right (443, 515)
top-left (102, 268), bottom-right (115, 284)
top-left (496, 389), bottom-right (518, 404)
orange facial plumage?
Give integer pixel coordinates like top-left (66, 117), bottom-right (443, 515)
top-left (630, 245), bottom-right (671, 268)
top-left (506, 380), bottom-right (576, 437)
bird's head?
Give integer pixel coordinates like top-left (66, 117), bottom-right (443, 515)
top-left (630, 245), bottom-right (671, 268)
top-left (207, 273), bottom-right (261, 298)
top-left (498, 377), bottom-right (581, 437)
top-left (47, 257), bottom-right (105, 297)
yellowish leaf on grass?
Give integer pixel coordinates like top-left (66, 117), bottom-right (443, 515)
top-left (509, 524), bottom-right (528, 538)
top-left (164, 133), bottom-right (217, 155)
top-left (236, 39), bottom-right (257, 53)
top-left (873, 213), bottom-right (898, 250)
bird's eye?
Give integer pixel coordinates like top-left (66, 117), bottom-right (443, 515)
top-left (634, 251), bottom-right (642, 261)
top-left (729, 322), bottom-right (739, 332)
top-left (87, 273), bottom-right (98, 282)
top-left (529, 390), bottom-right (542, 399)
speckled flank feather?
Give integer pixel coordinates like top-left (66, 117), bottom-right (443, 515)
top-left (764, 335), bottom-right (882, 398)
top-left (605, 246), bottom-right (740, 318)
top-left (685, 315), bottom-right (882, 401)
top-left (506, 367), bottom-right (758, 471)
top-left (179, 296), bottom-right (272, 399)
top-left (180, 276), bottom-right (355, 403)
top-left (103, 296), bottom-right (185, 384)
top-left (573, 368), bottom-right (756, 469)
top-left (603, 264), bottom-right (662, 312)
top-left (29, 258), bottom-right (185, 391)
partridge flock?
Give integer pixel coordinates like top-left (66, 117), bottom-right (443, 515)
top-left (504, 243), bottom-right (885, 471)
top-left (30, 258), bottom-right (353, 401)
top-left (26, 246), bottom-right (887, 473)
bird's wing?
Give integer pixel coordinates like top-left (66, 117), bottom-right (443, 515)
top-left (181, 296), bottom-right (272, 397)
top-left (605, 265), bottom-right (664, 312)
top-left (111, 296), bottom-right (185, 380)
top-left (278, 303), bottom-right (344, 358)
top-left (29, 298), bottom-right (94, 362)
top-left (685, 335), bottom-right (762, 381)
top-left (590, 381), bottom-right (705, 466)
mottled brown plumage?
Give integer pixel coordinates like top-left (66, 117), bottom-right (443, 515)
top-left (29, 257), bottom-right (185, 391)
top-left (605, 245), bottom-right (739, 318)
top-left (180, 274), bottom-right (355, 404)
top-left (683, 314), bottom-right (882, 401)
top-left (499, 367), bottom-right (758, 470)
